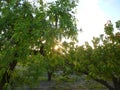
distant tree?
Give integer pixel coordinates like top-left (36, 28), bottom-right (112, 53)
top-left (116, 20), bottom-right (120, 30)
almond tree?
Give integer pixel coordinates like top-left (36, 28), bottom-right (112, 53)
top-left (0, 0), bottom-right (78, 89)
top-left (68, 20), bottom-right (120, 90)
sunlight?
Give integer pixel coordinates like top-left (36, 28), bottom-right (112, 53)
top-left (54, 45), bottom-right (59, 50)
top-left (54, 44), bottom-right (63, 51)
top-left (76, 0), bottom-right (107, 45)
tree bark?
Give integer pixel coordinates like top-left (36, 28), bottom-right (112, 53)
top-left (81, 71), bottom-right (114, 90)
top-left (94, 79), bottom-right (114, 90)
top-left (47, 71), bottom-right (52, 81)
top-left (0, 59), bottom-right (17, 90)
top-left (112, 76), bottom-right (120, 90)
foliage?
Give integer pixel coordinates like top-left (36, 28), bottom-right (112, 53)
top-left (0, 0), bottom-right (78, 88)
top-left (67, 20), bottom-right (120, 90)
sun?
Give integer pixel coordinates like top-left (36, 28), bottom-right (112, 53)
top-left (54, 45), bottom-right (59, 50)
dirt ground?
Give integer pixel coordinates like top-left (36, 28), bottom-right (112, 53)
top-left (38, 80), bottom-right (107, 90)
top-left (9, 76), bottom-right (108, 90)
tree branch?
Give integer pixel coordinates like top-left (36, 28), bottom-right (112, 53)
top-left (94, 78), bottom-right (114, 90)
top-left (81, 71), bottom-right (114, 90)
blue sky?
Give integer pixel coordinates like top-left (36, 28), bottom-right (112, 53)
top-left (99, 0), bottom-right (120, 22)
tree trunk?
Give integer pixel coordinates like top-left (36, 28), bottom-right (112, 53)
top-left (82, 71), bottom-right (120, 90)
top-left (0, 60), bottom-right (17, 90)
top-left (94, 78), bottom-right (120, 90)
top-left (47, 71), bottom-right (52, 81)
top-left (112, 77), bottom-right (120, 90)
top-left (93, 78), bottom-right (114, 90)
top-left (114, 85), bottom-right (120, 90)
top-left (108, 88), bottom-right (114, 90)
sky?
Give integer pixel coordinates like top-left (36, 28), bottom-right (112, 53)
top-left (29, 0), bottom-right (120, 45)
top-left (76, 0), bottom-right (120, 45)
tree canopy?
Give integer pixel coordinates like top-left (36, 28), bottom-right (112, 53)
top-left (67, 20), bottom-right (120, 90)
top-left (1, 0), bottom-right (120, 90)
top-left (0, 0), bottom-right (78, 89)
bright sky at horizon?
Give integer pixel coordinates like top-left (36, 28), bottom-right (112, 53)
top-left (76, 0), bottom-right (120, 45)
